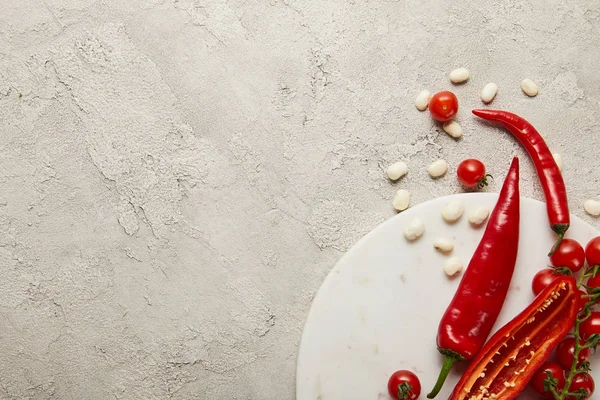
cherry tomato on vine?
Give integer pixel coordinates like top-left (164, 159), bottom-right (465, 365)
top-left (429, 91), bottom-right (458, 122)
top-left (586, 273), bottom-right (600, 291)
top-left (457, 159), bottom-right (491, 189)
top-left (579, 312), bottom-right (600, 341)
top-left (555, 337), bottom-right (589, 370)
top-left (532, 269), bottom-right (561, 296)
top-left (586, 237), bottom-right (600, 268)
top-left (387, 370), bottom-right (421, 400)
top-left (530, 361), bottom-right (566, 398)
top-left (566, 373), bottom-right (595, 400)
top-left (550, 238), bottom-right (585, 272)
top-left (578, 290), bottom-right (590, 311)
top-left (585, 274), bottom-right (600, 305)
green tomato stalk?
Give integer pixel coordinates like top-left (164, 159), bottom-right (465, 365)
top-left (544, 265), bottom-right (600, 399)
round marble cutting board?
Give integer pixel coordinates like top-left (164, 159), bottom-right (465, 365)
top-left (296, 193), bottom-right (600, 400)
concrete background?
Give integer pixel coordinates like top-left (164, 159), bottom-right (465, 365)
top-left (1, 0), bottom-right (599, 399)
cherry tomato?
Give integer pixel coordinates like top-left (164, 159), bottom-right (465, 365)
top-left (387, 370), bottom-right (421, 400)
top-left (586, 237), bottom-right (600, 268)
top-left (587, 273), bottom-right (600, 290)
top-left (566, 373), bottom-right (595, 400)
top-left (429, 91), bottom-right (458, 122)
top-left (578, 290), bottom-right (590, 312)
top-left (530, 362), bottom-right (566, 398)
top-left (579, 312), bottom-right (600, 341)
top-left (555, 337), bottom-right (589, 370)
top-left (457, 159), bottom-right (490, 188)
top-left (532, 269), bottom-right (561, 296)
top-left (584, 274), bottom-right (600, 306)
top-left (550, 238), bottom-right (585, 272)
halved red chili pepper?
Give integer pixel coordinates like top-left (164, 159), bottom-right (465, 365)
top-left (472, 109), bottom-right (570, 256)
top-left (449, 275), bottom-right (579, 400)
top-left (427, 157), bottom-right (520, 398)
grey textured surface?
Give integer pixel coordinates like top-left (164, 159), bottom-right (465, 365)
top-left (1, 0), bottom-right (600, 399)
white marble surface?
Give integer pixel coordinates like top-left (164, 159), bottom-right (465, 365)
top-left (0, 1), bottom-right (599, 399)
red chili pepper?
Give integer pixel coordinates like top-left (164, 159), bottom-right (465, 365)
top-left (472, 109), bottom-right (570, 256)
top-left (427, 157), bottom-right (521, 398)
top-left (449, 275), bottom-right (579, 400)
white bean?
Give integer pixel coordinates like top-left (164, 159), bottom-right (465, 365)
top-left (584, 200), bottom-right (600, 216)
top-left (404, 217), bottom-right (424, 241)
top-left (442, 120), bottom-right (463, 138)
top-left (468, 206), bottom-right (490, 225)
top-left (428, 160), bottom-right (448, 178)
top-left (433, 238), bottom-right (454, 253)
top-left (442, 200), bottom-right (464, 223)
top-left (449, 68), bottom-right (470, 83)
top-left (481, 83), bottom-right (498, 104)
top-left (392, 189), bottom-right (411, 212)
top-left (553, 153), bottom-right (563, 172)
top-left (386, 162), bottom-right (409, 181)
top-left (444, 256), bottom-right (463, 277)
top-left (521, 79), bottom-right (539, 97)
top-left (415, 90), bottom-right (432, 111)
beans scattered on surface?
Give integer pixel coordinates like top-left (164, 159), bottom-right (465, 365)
top-left (404, 218), bottom-right (425, 241)
top-left (584, 199), bottom-right (600, 216)
top-left (449, 68), bottom-right (470, 83)
top-left (386, 161), bottom-right (409, 181)
top-left (415, 90), bottom-right (432, 111)
top-left (444, 256), bottom-right (464, 276)
top-left (553, 153), bottom-right (563, 172)
top-left (433, 238), bottom-right (454, 253)
top-left (392, 189), bottom-right (411, 212)
top-left (521, 79), bottom-right (539, 97)
top-left (428, 160), bottom-right (448, 178)
top-left (468, 206), bottom-right (490, 225)
top-left (442, 120), bottom-right (463, 139)
top-left (441, 200), bottom-right (465, 223)
top-left (481, 82), bottom-right (498, 104)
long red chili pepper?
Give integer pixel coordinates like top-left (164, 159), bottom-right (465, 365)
top-left (427, 157), bottom-right (521, 398)
top-left (449, 275), bottom-right (579, 400)
top-left (472, 109), bottom-right (570, 256)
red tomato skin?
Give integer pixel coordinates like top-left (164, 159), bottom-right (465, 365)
top-left (457, 159), bottom-right (486, 188)
top-left (387, 370), bottom-right (421, 400)
top-left (578, 290), bottom-right (590, 311)
top-left (579, 312), bottom-right (600, 341)
top-left (566, 373), bottom-right (595, 400)
top-left (586, 273), bottom-right (600, 290)
top-left (530, 362), bottom-right (566, 398)
top-left (555, 337), bottom-right (589, 370)
top-left (586, 237), bottom-right (600, 267)
top-left (429, 91), bottom-right (459, 122)
top-left (550, 238), bottom-right (585, 272)
top-left (532, 269), bottom-right (561, 296)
